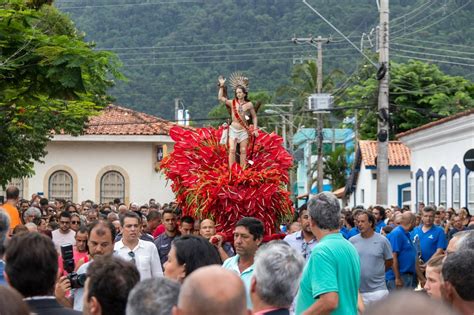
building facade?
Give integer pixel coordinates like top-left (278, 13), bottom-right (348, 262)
top-left (346, 141), bottom-right (411, 208)
top-left (1, 105), bottom-right (178, 205)
top-left (398, 109), bottom-right (474, 212)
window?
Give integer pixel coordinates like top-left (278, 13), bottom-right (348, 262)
top-left (100, 171), bottom-right (125, 204)
top-left (452, 171), bottom-right (460, 210)
top-left (439, 172), bottom-right (447, 207)
top-left (49, 171), bottom-right (73, 201)
top-left (468, 172), bottom-right (474, 211)
top-left (416, 170), bottom-right (424, 209)
top-left (1, 178), bottom-right (24, 199)
top-left (402, 189), bottom-right (411, 204)
top-left (361, 189), bottom-right (365, 204)
top-left (427, 169), bottom-right (435, 205)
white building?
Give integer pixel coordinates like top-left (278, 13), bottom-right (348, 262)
top-left (398, 109), bottom-right (474, 211)
top-left (346, 140), bottom-right (411, 208)
top-left (1, 105), bottom-right (178, 205)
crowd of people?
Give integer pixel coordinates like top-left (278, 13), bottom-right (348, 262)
top-left (1, 185), bottom-right (473, 315)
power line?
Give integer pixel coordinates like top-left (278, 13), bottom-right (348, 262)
top-left (394, 37), bottom-right (474, 49)
top-left (392, 48), bottom-right (474, 62)
top-left (391, 0), bottom-right (434, 24)
top-left (121, 53), bottom-right (356, 67)
top-left (391, 1), bottom-right (445, 36)
top-left (392, 0), bottom-right (472, 39)
top-left (97, 39), bottom-right (350, 52)
top-left (55, 0), bottom-right (202, 10)
top-left (392, 54), bottom-right (474, 67)
top-left (392, 42), bottom-right (474, 56)
top-left (112, 45), bottom-right (353, 57)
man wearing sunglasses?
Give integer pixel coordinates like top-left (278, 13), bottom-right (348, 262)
top-left (52, 211), bottom-right (76, 253)
top-left (114, 211), bottom-right (162, 280)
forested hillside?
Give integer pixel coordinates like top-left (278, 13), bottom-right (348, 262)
top-left (55, 0), bottom-right (474, 123)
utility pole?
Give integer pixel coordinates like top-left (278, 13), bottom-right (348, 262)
top-left (292, 35), bottom-right (329, 196)
top-left (315, 36), bottom-right (328, 195)
top-left (376, 0), bottom-right (390, 205)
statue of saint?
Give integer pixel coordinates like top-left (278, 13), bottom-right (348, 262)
top-left (218, 73), bottom-right (258, 168)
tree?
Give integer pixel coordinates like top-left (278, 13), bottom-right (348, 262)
top-left (323, 145), bottom-right (351, 190)
top-left (0, 1), bottom-right (122, 186)
top-left (339, 60), bottom-right (474, 139)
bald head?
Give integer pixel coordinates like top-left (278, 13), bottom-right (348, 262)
top-left (401, 212), bottom-right (416, 230)
top-left (174, 266), bottom-right (248, 315)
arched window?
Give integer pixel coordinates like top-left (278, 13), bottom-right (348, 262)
top-left (416, 169), bottom-right (424, 209)
top-left (468, 172), bottom-right (474, 211)
top-left (452, 165), bottom-right (461, 210)
top-left (439, 167), bottom-right (447, 207)
top-left (100, 171), bottom-right (125, 204)
top-left (0, 178), bottom-right (24, 199)
top-left (427, 168), bottom-right (435, 205)
top-left (49, 171), bottom-right (73, 201)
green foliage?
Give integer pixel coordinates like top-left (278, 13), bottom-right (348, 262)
top-left (0, 1), bottom-right (122, 186)
top-left (57, 0), bottom-right (473, 125)
top-left (338, 60), bottom-right (474, 139)
top-left (323, 145), bottom-right (351, 190)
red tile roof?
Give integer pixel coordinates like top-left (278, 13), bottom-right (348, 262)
top-left (359, 140), bottom-right (411, 167)
top-left (396, 108), bottom-right (474, 139)
top-left (85, 105), bottom-right (179, 136)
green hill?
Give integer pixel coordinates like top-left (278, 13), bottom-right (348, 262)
top-left (55, 0), bottom-right (474, 123)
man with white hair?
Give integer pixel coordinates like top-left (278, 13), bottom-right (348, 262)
top-left (250, 241), bottom-right (305, 315)
top-left (126, 277), bottom-right (180, 315)
top-left (296, 192), bottom-right (360, 315)
top-left (446, 230), bottom-right (474, 254)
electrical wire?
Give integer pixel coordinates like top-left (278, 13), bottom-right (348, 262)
top-left (392, 48), bottom-right (474, 62)
top-left (55, 0), bottom-right (202, 10)
top-left (392, 54), bottom-right (474, 67)
top-left (392, 0), bottom-right (472, 40)
top-left (392, 42), bottom-right (474, 56)
top-left (394, 37), bottom-right (474, 49)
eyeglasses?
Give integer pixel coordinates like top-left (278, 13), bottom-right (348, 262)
top-left (128, 251), bottom-right (136, 265)
top-left (71, 221), bottom-right (80, 225)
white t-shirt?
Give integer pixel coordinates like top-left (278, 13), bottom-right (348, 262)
top-left (114, 239), bottom-right (163, 280)
top-left (52, 229), bottom-right (76, 253)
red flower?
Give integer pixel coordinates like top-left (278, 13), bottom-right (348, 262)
top-left (161, 126), bottom-right (294, 235)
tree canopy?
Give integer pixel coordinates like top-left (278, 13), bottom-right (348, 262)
top-left (338, 60), bottom-right (474, 139)
top-left (0, 0), bottom-right (122, 185)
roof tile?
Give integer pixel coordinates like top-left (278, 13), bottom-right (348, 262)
top-left (359, 140), bottom-right (411, 167)
top-left (85, 105), bottom-right (179, 136)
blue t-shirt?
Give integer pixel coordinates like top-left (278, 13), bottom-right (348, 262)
top-left (410, 225), bottom-right (447, 263)
top-left (386, 226), bottom-right (416, 280)
top-left (375, 220), bottom-right (386, 233)
top-left (346, 227), bottom-right (360, 239)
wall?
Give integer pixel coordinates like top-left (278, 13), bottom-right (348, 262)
top-left (348, 162), bottom-right (410, 208)
top-left (27, 140), bottom-right (175, 204)
top-left (400, 114), bottom-right (474, 211)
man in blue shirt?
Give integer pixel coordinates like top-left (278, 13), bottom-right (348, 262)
top-left (411, 206), bottom-right (447, 263)
top-left (386, 211), bottom-right (422, 290)
top-left (372, 205), bottom-right (387, 233)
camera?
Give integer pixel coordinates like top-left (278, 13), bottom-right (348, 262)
top-left (60, 243), bottom-right (86, 288)
top-left (68, 272), bottom-right (87, 289)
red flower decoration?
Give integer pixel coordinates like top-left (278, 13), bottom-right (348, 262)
top-left (160, 126), bottom-right (294, 235)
